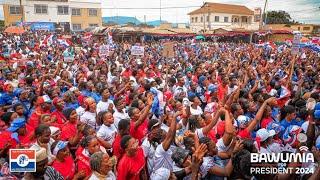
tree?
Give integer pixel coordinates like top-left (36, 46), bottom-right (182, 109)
top-left (263, 10), bottom-right (298, 24)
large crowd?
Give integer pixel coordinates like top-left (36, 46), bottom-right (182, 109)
top-left (0, 30), bottom-right (319, 180)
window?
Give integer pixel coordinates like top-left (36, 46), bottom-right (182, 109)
top-left (72, 24), bottom-right (81, 31)
top-left (58, 6), bottom-right (69, 15)
top-left (72, 8), bottom-right (81, 16)
top-left (224, 17), bottom-right (229, 22)
top-left (303, 27), bottom-right (310, 31)
top-left (298, 27), bottom-right (300, 30)
top-left (34, 4), bottom-right (48, 14)
top-left (206, 16), bottom-right (210, 22)
top-left (191, 17), bottom-right (194, 23)
top-left (89, 24), bottom-right (98, 27)
top-left (9, 6), bottom-right (21, 15)
top-left (214, 16), bottom-right (219, 22)
top-left (88, 8), bottom-right (98, 16)
top-left (200, 17), bottom-right (203, 22)
top-left (195, 17), bottom-right (198, 23)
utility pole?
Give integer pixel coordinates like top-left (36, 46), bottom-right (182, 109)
top-left (19, 0), bottom-right (24, 23)
top-left (261, 0), bottom-right (268, 29)
top-left (160, 0), bottom-right (162, 24)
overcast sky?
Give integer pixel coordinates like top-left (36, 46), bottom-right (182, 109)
top-left (0, 0), bottom-right (319, 24)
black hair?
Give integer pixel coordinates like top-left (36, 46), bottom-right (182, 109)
top-left (131, 99), bottom-right (140, 109)
top-left (118, 119), bottom-right (130, 135)
top-left (280, 105), bottom-right (295, 120)
top-left (231, 149), bottom-right (252, 179)
top-left (97, 111), bottom-right (108, 126)
top-left (1, 112), bottom-right (14, 125)
top-left (183, 137), bottom-right (194, 155)
top-left (35, 124), bottom-right (50, 137)
top-left (188, 116), bottom-right (200, 132)
top-left (80, 135), bottom-right (96, 148)
top-left (113, 98), bottom-right (123, 108)
top-left (242, 139), bottom-right (257, 153)
top-left (120, 135), bottom-right (132, 149)
top-left (231, 103), bottom-right (240, 114)
top-left (127, 107), bottom-right (137, 118)
top-left (12, 103), bottom-right (24, 112)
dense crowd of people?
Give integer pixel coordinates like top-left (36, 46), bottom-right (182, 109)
top-left (0, 30), bottom-right (319, 180)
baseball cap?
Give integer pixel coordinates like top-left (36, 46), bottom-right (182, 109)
top-left (256, 128), bottom-right (276, 142)
top-left (37, 95), bottom-right (52, 104)
top-left (208, 84), bottom-right (218, 93)
top-left (49, 126), bottom-right (60, 137)
top-left (36, 148), bottom-right (47, 162)
top-left (52, 141), bottom-right (68, 156)
top-left (7, 118), bottom-right (26, 132)
top-left (236, 115), bottom-right (251, 129)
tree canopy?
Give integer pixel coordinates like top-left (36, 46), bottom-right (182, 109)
top-left (263, 10), bottom-right (298, 24)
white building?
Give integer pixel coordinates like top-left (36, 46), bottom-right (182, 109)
top-left (3, 0), bottom-right (102, 31)
top-left (188, 2), bottom-right (260, 33)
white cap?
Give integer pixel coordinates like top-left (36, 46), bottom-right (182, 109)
top-left (256, 128), bottom-right (276, 142)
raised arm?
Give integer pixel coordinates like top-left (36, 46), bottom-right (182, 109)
top-left (134, 95), bottom-right (153, 129)
top-left (222, 108), bottom-right (234, 147)
top-left (246, 97), bottom-right (276, 132)
top-left (162, 111), bottom-right (181, 151)
top-left (202, 110), bottom-right (221, 135)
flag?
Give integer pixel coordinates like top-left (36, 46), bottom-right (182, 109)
top-left (57, 38), bottom-right (72, 47)
top-left (43, 34), bottom-right (54, 46)
top-left (108, 31), bottom-right (113, 45)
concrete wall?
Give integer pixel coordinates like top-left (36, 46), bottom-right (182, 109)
top-left (3, 4), bottom-right (23, 26)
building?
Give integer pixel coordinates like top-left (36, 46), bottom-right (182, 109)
top-left (188, 2), bottom-right (260, 33)
top-left (3, 0), bottom-right (102, 31)
top-left (290, 24), bottom-right (320, 36)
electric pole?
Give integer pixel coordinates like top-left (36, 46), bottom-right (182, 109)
top-left (261, 0), bottom-right (268, 29)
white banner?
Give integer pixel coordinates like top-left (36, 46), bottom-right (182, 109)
top-left (131, 46), bottom-right (145, 56)
top-left (292, 34), bottom-right (301, 55)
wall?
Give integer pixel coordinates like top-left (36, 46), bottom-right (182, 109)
top-left (70, 8), bottom-right (102, 30)
top-left (190, 12), bottom-right (256, 32)
top-left (23, 1), bottom-right (71, 23)
top-left (3, 4), bottom-right (23, 26)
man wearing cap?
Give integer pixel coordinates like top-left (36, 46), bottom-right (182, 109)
top-left (28, 95), bottom-right (52, 130)
top-left (256, 128), bottom-right (276, 153)
top-left (23, 148), bottom-right (64, 180)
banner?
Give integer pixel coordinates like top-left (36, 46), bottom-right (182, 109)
top-left (131, 46), bottom-right (144, 56)
top-left (292, 34), bottom-right (301, 55)
top-left (162, 42), bottom-right (174, 58)
top-left (99, 45), bottom-right (110, 57)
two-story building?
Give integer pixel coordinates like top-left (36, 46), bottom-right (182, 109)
top-left (188, 2), bottom-right (260, 33)
top-left (3, 0), bottom-right (102, 31)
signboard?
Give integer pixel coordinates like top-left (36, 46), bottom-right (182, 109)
top-left (162, 42), bottom-right (175, 58)
top-left (30, 22), bottom-right (55, 31)
top-left (131, 46), bottom-right (144, 56)
top-left (292, 34), bottom-right (301, 55)
top-left (99, 45), bottom-right (110, 57)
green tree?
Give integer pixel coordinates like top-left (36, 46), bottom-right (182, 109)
top-left (263, 10), bottom-right (297, 24)
top-left (0, 20), bottom-right (4, 27)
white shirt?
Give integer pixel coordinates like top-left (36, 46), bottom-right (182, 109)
top-left (80, 111), bottom-right (97, 130)
top-left (152, 144), bottom-right (174, 173)
top-left (142, 139), bottom-right (157, 175)
top-left (88, 171), bottom-right (116, 180)
top-left (216, 138), bottom-right (233, 152)
top-left (190, 106), bottom-right (203, 116)
top-left (97, 124), bottom-right (117, 145)
top-left (113, 109), bottom-right (129, 129)
top-left (76, 106), bottom-right (85, 117)
top-left (96, 100), bottom-right (114, 114)
top-left (200, 156), bottom-right (215, 178)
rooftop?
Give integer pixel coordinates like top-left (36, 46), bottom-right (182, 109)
top-left (188, 2), bottom-right (254, 16)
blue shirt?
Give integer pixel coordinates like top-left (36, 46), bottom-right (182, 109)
top-left (280, 118), bottom-right (303, 135)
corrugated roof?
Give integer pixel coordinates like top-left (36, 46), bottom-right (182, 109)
top-left (188, 2), bottom-right (254, 15)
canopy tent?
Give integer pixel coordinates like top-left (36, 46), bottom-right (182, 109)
top-left (4, 26), bottom-right (26, 34)
top-left (195, 35), bottom-right (205, 40)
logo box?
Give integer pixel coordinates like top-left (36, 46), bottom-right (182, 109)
top-left (10, 149), bottom-right (36, 172)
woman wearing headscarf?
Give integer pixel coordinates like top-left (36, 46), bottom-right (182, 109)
top-left (51, 97), bottom-right (67, 126)
top-left (51, 140), bottom-right (85, 180)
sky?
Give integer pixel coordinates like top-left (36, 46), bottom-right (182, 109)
top-left (0, 0), bottom-right (319, 24)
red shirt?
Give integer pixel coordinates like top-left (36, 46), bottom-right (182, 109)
top-left (237, 129), bottom-right (251, 139)
top-left (51, 110), bottom-right (67, 125)
top-left (217, 84), bottom-right (227, 102)
top-left (117, 148), bottom-right (146, 180)
top-left (52, 156), bottom-right (75, 180)
top-left (112, 134), bottom-right (124, 160)
top-left (129, 120), bottom-right (147, 143)
top-left (61, 122), bottom-right (77, 141)
top-left (19, 124), bottom-right (34, 147)
top-left (76, 148), bottom-right (91, 177)
top-left (28, 107), bottom-right (50, 130)
top-left (261, 117), bottom-right (272, 129)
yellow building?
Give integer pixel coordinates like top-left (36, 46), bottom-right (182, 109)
top-left (3, 4), bottom-right (24, 26)
top-left (71, 8), bottom-right (103, 31)
top-left (3, 0), bottom-right (102, 31)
